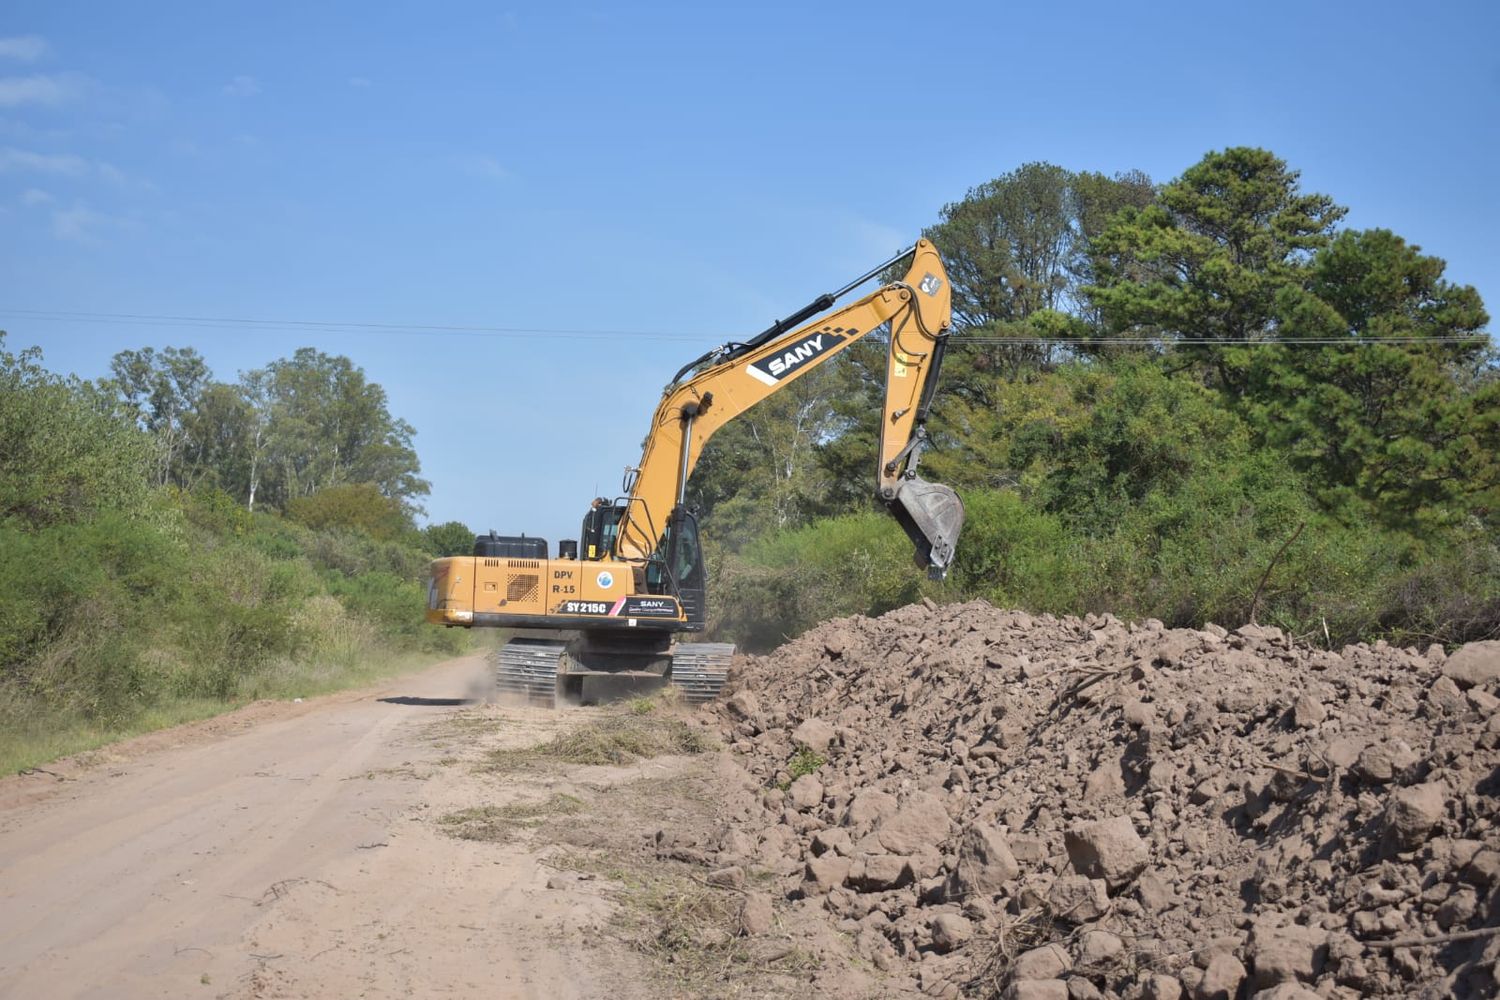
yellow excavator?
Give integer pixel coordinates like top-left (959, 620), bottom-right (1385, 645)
top-left (426, 239), bottom-right (964, 706)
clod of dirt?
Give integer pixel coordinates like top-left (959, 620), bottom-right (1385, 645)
top-left (931, 912), bottom-right (973, 953)
top-left (1140, 973), bottom-right (1183, 999)
top-left (791, 717), bottom-right (837, 753)
top-left (1076, 928), bottom-right (1123, 966)
top-left (1247, 920), bottom-right (1329, 989)
top-left (787, 773), bottom-right (823, 811)
top-left (1048, 875), bottom-right (1109, 924)
top-left (1002, 981), bottom-right (1068, 1000)
top-left (948, 824), bottom-right (1019, 898)
top-left (1063, 816), bottom-right (1148, 890)
top-left (737, 890), bottom-right (773, 936)
top-left (1442, 640), bottom-right (1500, 688)
top-left (1011, 942), bottom-right (1071, 980)
top-left (1188, 952), bottom-right (1246, 1000)
top-left (1382, 781), bottom-right (1447, 852)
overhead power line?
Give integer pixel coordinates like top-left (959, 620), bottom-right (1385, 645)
top-left (953, 336), bottom-right (1491, 346)
top-left (0, 307), bottom-right (1488, 349)
top-left (0, 308), bottom-right (706, 342)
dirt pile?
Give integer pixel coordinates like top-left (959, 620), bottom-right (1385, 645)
top-left (706, 599), bottom-right (1500, 999)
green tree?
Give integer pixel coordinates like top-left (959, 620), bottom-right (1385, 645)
top-left (1244, 228), bottom-right (1494, 522)
top-left (922, 163), bottom-right (1154, 381)
top-left (0, 336), bottom-right (152, 527)
top-left (106, 346), bottom-right (212, 487)
top-left (1069, 169), bottom-right (1157, 329)
top-left (285, 483), bottom-right (414, 540)
top-left (1088, 147), bottom-right (1346, 389)
top-left (180, 382), bottom-right (256, 498)
top-left (421, 520), bottom-right (475, 556)
top-left (248, 348), bottom-right (429, 512)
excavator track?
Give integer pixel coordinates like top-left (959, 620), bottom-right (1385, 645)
top-left (493, 637), bottom-right (733, 709)
top-left (492, 638), bottom-right (565, 707)
top-left (668, 642), bottom-right (734, 705)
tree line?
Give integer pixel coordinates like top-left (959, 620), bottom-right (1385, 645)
top-left (697, 148), bottom-right (1497, 649)
top-left (0, 336), bottom-right (475, 768)
top-left (105, 345), bottom-right (430, 516)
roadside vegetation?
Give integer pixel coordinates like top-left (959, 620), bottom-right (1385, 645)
top-left (701, 148), bottom-right (1498, 651)
top-left (0, 340), bottom-right (477, 772)
top-left (484, 699), bottom-right (716, 771)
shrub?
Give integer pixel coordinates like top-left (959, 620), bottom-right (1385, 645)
top-left (422, 520), bottom-right (475, 557)
top-left (710, 511), bottom-right (925, 650)
top-left (286, 483), bottom-right (413, 541)
top-left (0, 339), bottom-right (152, 527)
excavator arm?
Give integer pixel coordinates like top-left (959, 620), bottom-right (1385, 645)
top-left (613, 238), bottom-right (965, 576)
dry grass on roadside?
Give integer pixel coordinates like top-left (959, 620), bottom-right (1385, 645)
top-left (484, 704), bottom-right (716, 771)
top-left (438, 793), bottom-right (585, 842)
top-left (550, 848), bottom-right (815, 994)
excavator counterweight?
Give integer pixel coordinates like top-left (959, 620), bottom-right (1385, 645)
top-left (426, 240), bottom-right (966, 706)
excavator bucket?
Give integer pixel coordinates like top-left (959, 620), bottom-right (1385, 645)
top-left (887, 478), bottom-right (965, 580)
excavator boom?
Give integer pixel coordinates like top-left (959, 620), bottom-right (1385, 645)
top-left (615, 238), bottom-right (964, 576)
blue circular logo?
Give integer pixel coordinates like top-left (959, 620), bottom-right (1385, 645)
top-left (596, 571), bottom-right (614, 589)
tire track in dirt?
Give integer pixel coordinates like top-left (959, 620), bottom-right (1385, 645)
top-left (0, 654), bottom-right (654, 1000)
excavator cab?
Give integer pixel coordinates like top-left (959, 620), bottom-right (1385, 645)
top-left (643, 506), bottom-right (706, 630)
top-left (579, 501), bottom-right (625, 561)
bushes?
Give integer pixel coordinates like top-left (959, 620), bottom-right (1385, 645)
top-left (946, 490), bottom-right (1094, 612)
top-left (0, 341), bottom-right (464, 769)
top-left (0, 489), bottom-right (468, 740)
top-left (422, 520), bottom-right (475, 557)
top-left (0, 513), bottom-right (187, 718)
top-left (286, 483), bottom-right (414, 541)
top-left (711, 480), bottom-right (1500, 653)
top-left (1371, 529), bottom-right (1500, 646)
top-left (709, 511), bottom-right (925, 650)
top-left (0, 339), bottom-right (152, 527)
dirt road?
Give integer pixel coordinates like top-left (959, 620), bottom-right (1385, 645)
top-left (0, 653), bottom-right (654, 1000)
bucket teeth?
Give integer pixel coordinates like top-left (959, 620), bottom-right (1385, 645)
top-left (888, 477), bottom-right (965, 579)
top-left (492, 638), bottom-right (565, 708)
top-left (668, 642), bottom-right (735, 705)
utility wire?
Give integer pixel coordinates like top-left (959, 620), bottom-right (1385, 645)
top-left (0, 307), bottom-right (1488, 348)
top-left (951, 336), bottom-right (1491, 346)
top-left (0, 308), bottom-right (705, 342)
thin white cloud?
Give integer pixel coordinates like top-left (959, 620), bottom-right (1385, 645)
top-left (0, 36), bottom-right (48, 62)
top-left (0, 146), bottom-right (88, 175)
top-left (456, 153), bottom-right (510, 181)
top-left (348, 76), bottom-right (372, 88)
top-left (20, 187), bottom-right (52, 206)
top-left (0, 147), bottom-right (152, 192)
top-left (222, 75), bottom-right (261, 97)
top-left (52, 201), bottom-right (106, 244)
top-left (0, 74), bottom-right (77, 107)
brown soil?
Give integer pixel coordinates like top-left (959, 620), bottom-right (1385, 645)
top-left (0, 655), bottom-right (659, 999)
top-left (708, 599), bottom-right (1500, 1000)
top-left (0, 654), bottom-right (897, 1000)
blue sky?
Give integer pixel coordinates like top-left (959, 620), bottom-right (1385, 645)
top-left (2, 1), bottom-right (1496, 544)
